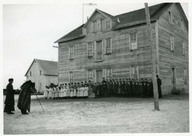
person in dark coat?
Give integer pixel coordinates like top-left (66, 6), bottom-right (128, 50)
top-left (102, 78), bottom-right (107, 97)
top-left (156, 75), bottom-right (162, 98)
top-left (129, 78), bottom-right (133, 97)
top-left (4, 78), bottom-right (15, 114)
top-left (149, 79), bottom-right (153, 97)
top-left (17, 80), bottom-right (37, 115)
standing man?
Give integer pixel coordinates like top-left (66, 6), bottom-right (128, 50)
top-left (156, 75), bottom-right (162, 98)
top-left (4, 78), bottom-right (15, 114)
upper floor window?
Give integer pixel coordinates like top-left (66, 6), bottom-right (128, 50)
top-left (170, 36), bottom-right (174, 52)
top-left (105, 38), bottom-right (112, 54)
top-left (101, 19), bottom-right (106, 31)
top-left (181, 19), bottom-right (184, 30)
top-left (69, 46), bottom-right (74, 60)
top-left (30, 71), bottom-right (32, 76)
top-left (168, 11), bottom-right (173, 24)
top-left (40, 70), bottom-right (42, 75)
top-left (87, 42), bottom-right (94, 57)
top-left (90, 22), bottom-right (94, 32)
top-left (92, 19), bottom-right (101, 32)
top-left (106, 20), bottom-right (111, 30)
top-left (130, 33), bottom-right (138, 50)
top-left (130, 66), bottom-right (139, 79)
top-left (96, 40), bottom-right (103, 61)
top-left (183, 43), bottom-right (187, 55)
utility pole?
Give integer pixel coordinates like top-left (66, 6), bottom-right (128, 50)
top-left (144, 3), bottom-right (159, 110)
top-left (82, 3), bottom-right (97, 24)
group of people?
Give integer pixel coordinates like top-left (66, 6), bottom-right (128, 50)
top-left (93, 76), bottom-right (162, 98)
top-left (44, 75), bottom-right (162, 99)
top-left (4, 75), bottom-right (162, 115)
top-left (43, 82), bottom-right (91, 99)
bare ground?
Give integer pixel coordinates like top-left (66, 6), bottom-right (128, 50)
top-left (3, 94), bottom-right (189, 134)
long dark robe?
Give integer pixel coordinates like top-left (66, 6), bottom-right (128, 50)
top-left (157, 78), bottom-right (162, 98)
top-left (4, 83), bottom-right (15, 112)
top-left (17, 81), bottom-right (36, 113)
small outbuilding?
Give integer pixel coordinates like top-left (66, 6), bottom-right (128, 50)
top-left (25, 59), bottom-right (58, 93)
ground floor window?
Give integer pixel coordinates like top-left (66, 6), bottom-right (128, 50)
top-left (184, 69), bottom-right (187, 84)
top-left (130, 66), bottom-right (139, 79)
top-left (69, 72), bottom-right (73, 83)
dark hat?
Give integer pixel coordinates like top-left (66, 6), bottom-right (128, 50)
top-left (8, 78), bottom-right (14, 82)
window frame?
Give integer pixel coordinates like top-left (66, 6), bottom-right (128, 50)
top-left (184, 69), bottom-right (187, 84)
top-left (130, 33), bottom-right (138, 51)
top-left (69, 46), bottom-right (74, 60)
top-left (130, 66), bottom-right (139, 79)
top-left (105, 38), bottom-right (112, 55)
top-left (69, 71), bottom-right (73, 83)
top-left (170, 36), bottom-right (175, 52)
top-left (87, 42), bottom-right (94, 57)
top-left (168, 11), bottom-right (173, 24)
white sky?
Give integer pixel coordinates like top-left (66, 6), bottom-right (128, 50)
top-left (1, 0), bottom-right (189, 89)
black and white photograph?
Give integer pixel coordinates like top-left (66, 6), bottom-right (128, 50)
top-left (1, 0), bottom-right (190, 135)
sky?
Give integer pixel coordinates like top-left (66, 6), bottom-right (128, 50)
top-left (2, 0), bottom-right (189, 89)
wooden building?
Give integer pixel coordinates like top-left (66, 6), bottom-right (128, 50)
top-left (55, 3), bottom-right (188, 95)
top-left (25, 59), bottom-right (58, 93)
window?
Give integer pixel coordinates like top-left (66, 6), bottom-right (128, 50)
top-left (90, 22), bottom-right (94, 32)
top-left (30, 71), bottom-right (32, 76)
top-left (97, 19), bottom-right (101, 31)
top-left (105, 38), bottom-right (112, 54)
top-left (170, 36), bottom-right (174, 51)
top-left (87, 42), bottom-right (94, 57)
top-left (87, 70), bottom-right (93, 81)
top-left (130, 33), bottom-right (138, 50)
top-left (93, 21), bottom-right (97, 32)
top-left (69, 46), bottom-right (74, 59)
top-left (106, 20), bottom-right (111, 30)
top-left (106, 68), bottom-right (112, 79)
top-left (130, 66), bottom-right (139, 79)
top-left (184, 69), bottom-right (187, 84)
top-left (69, 72), bottom-right (73, 83)
top-left (40, 70), bottom-right (42, 75)
top-left (183, 43), bottom-right (187, 55)
top-left (96, 40), bottom-right (103, 61)
top-left (168, 11), bottom-right (173, 24)
top-left (101, 19), bottom-right (106, 31)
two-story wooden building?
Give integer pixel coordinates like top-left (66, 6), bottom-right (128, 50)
top-left (55, 3), bottom-right (188, 95)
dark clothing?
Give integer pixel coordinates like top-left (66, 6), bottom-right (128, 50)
top-left (4, 83), bottom-right (15, 113)
top-left (157, 77), bottom-right (162, 98)
top-left (17, 81), bottom-right (37, 113)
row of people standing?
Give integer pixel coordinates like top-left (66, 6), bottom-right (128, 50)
top-left (93, 78), bottom-right (154, 98)
top-left (44, 82), bottom-right (90, 99)
top-left (44, 76), bottom-right (162, 99)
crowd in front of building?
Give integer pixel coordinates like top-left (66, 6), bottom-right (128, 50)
top-left (44, 76), bottom-right (162, 99)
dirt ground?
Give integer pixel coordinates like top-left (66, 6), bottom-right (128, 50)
top-left (3, 94), bottom-right (189, 134)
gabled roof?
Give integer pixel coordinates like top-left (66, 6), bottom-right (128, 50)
top-left (25, 59), bottom-right (58, 76)
top-left (114, 3), bottom-right (172, 29)
top-left (55, 3), bottom-right (187, 43)
top-left (55, 24), bottom-right (85, 43)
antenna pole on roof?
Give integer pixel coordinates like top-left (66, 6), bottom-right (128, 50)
top-left (82, 3), bottom-right (97, 24)
top-left (144, 3), bottom-right (160, 111)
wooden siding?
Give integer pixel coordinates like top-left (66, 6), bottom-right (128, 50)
top-left (157, 4), bottom-right (188, 94)
top-left (58, 23), bottom-right (156, 84)
top-left (26, 61), bottom-right (58, 93)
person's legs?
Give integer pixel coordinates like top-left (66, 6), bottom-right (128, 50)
top-left (21, 109), bottom-right (28, 114)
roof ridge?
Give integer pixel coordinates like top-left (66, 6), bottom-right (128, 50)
top-left (35, 58), bottom-right (58, 63)
top-left (115, 3), bottom-right (168, 17)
